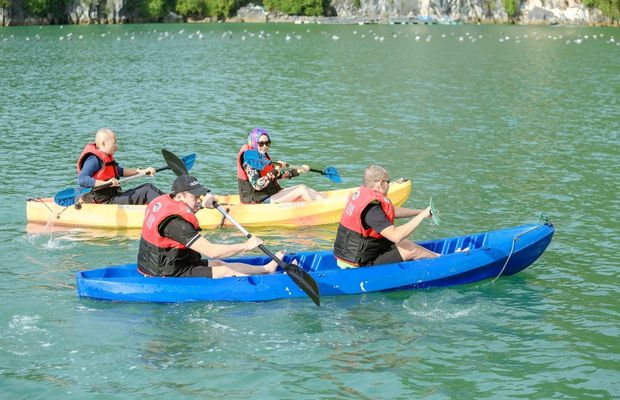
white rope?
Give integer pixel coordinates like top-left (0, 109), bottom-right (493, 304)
top-left (491, 222), bottom-right (546, 283)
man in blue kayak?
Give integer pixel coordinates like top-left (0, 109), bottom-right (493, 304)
top-left (137, 175), bottom-right (281, 278)
top-left (77, 128), bottom-right (163, 204)
top-left (333, 164), bottom-right (439, 268)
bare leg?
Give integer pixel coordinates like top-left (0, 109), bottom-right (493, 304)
top-left (209, 251), bottom-right (287, 278)
top-left (270, 185), bottom-right (327, 203)
top-left (396, 239), bottom-right (440, 261)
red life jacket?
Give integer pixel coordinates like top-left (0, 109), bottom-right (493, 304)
top-left (137, 194), bottom-right (202, 276)
top-left (77, 143), bottom-right (119, 181)
top-left (236, 145), bottom-right (281, 203)
top-left (333, 186), bottom-right (396, 266)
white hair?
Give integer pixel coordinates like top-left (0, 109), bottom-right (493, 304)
top-left (363, 164), bottom-right (389, 187)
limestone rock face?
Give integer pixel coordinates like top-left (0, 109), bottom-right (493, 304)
top-left (65, 0), bottom-right (126, 24)
top-left (236, 3), bottom-right (268, 22)
top-left (0, 0), bottom-right (614, 25)
top-left (330, 0), bottom-right (611, 24)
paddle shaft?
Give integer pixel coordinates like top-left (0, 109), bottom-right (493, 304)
top-left (212, 201), bottom-right (320, 306)
top-left (280, 164), bottom-right (326, 177)
top-left (54, 153), bottom-right (196, 207)
top-left (161, 149), bottom-right (320, 305)
top-left (308, 167), bottom-right (325, 175)
top-left (213, 203), bottom-right (285, 268)
top-left (91, 166), bottom-right (164, 190)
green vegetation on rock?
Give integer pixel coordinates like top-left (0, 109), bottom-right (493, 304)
top-left (583, 0), bottom-right (620, 22)
top-left (264, 0), bottom-right (323, 16)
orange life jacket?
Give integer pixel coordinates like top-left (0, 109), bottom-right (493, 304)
top-left (137, 194), bottom-right (202, 276)
top-left (77, 142), bottom-right (119, 181)
top-left (236, 145), bottom-right (281, 203)
top-left (333, 186), bottom-right (395, 266)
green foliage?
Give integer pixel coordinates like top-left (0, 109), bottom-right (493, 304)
top-left (206, 0), bottom-right (236, 18)
top-left (123, 0), bottom-right (174, 20)
top-left (264, 0), bottom-right (323, 16)
top-left (175, 0), bottom-right (237, 19)
top-left (23, 0), bottom-right (48, 16)
top-left (0, 0), bottom-right (11, 9)
top-left (503, 0), bottom-right (518, 19)
top-left (146, 0), bottom-right (166, 18)
top-left (583, 0), bottom-right (620, 21)
top-left (176, 0), bottom-right (207, 18)
top-left (12, 0), bottom-right (618, 24)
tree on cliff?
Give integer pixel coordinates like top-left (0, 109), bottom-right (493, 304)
top-left (263, 0), bottom-right (324, 16)
top-left (583, 0), bottom-right (619, 22)
top-left (176, 0), bottom-right (239, 19)
top-left (503, 0), bottom-right (519, 22)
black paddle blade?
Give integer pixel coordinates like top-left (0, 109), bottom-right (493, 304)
top-left (162, 149), bottom-right (189, 176)
top-left (283, 263), bottom-right (320, 306)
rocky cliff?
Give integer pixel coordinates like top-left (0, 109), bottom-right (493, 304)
top-left (0, 0), bottom-right (614, 26)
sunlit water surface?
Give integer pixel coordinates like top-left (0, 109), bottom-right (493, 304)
top-left (0, 23), bottom-right (618, 398)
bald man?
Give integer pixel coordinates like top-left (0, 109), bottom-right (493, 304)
top-left (76, 128), bottom-right (163, 204)
top-left (333, 164), bottom-right (439, 268)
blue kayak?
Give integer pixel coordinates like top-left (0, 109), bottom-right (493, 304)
top-left (75, 222), bottom-right (554, 303)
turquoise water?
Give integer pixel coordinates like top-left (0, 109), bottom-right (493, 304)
top-left (1, 23), bottom-right (619, 398)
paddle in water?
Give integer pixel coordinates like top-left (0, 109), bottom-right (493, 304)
top-left (243, 149), bottom-right (341, 184)
top-left (213, 202), bottom-right (320, 306)
top-left (161, 149), bottom-right (321, 306)
top-left (53, 153), bottom-right (196, 207)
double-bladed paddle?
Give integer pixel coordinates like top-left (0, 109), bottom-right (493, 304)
top-left (242, 149), bottom-right (341, 184)
top-left (213, 202), bottom-right (320, 306)
top-left (53, 153), bottom-right (196, 207)
top-left (161, 148), bottom-right (321, 306)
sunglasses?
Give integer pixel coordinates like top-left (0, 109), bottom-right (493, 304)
top-left (257, 141), bottom-right (271, 147)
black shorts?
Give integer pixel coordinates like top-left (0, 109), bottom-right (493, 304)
top-left (367, 246), bottom-right (403, 266)
top-left (178, 259), bottom-right (213, 278)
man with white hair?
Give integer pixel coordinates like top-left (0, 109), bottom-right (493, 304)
top-left (333, 164), bottom-right (439, 268)
top-left (77, 128), bottom-right (163, 204)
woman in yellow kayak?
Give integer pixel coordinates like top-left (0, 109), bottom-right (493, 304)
top-left (236, 128), bottom-right (327, 204)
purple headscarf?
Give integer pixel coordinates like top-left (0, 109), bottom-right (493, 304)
top-left (247, 127), bottom-right (270, 149)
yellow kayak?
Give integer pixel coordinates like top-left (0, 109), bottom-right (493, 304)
top-left (26, 179), bottom-right (412, 229)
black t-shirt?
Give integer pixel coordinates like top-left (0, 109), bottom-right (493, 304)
top-left (159, 216), bottom-right (202, 247)
top-left (361, 203), bottom-right (393, 234)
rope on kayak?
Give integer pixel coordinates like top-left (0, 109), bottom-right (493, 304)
top-left (491, 214), bottom-right (549, 283)
top-left (30, 197), bottom-right (72, 219)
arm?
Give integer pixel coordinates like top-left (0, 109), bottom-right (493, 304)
top-left (379, 207), bottom-right (432, 244)
top-left (161, 216), bottom-right (262, 259)
top-left (243, 162), bottom-right (277, 190)
top-left (394, 207), bottom-right (427, 219)
top-left (77, 156), bottom-right (120, 188)
top-left (274, 161), bottom-right (306, 180)
top-left (120, 167), bottom-right (156, 178)
top-left (189, 236), bottom-right (260, 259)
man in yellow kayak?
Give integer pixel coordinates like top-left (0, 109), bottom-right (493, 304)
top-left (236, 127), bottom-right (327, 203)
top-left (333, 165), bottom-right (439, 268)
top-left (137, 175), bottom-right (281, 278)
top-left (77, 128), bottom-right (163, 204)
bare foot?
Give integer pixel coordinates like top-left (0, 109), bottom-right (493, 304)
top-left (264, 250), bottom-right (285, 273)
